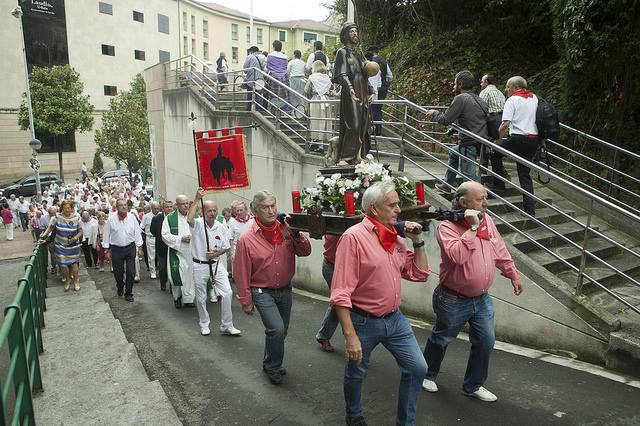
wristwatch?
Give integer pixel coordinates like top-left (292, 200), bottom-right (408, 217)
top-left (470, 224), bottom-right (479, 232)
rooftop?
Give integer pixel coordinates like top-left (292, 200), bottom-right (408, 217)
top-left (271, 19), bottom-right (337, 33)
top-left (195, 1), bottom-right (268, 23)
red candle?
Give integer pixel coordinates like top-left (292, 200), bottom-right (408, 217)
top-left (344, 191), bottom-right (355, 216)
top-left (291, 191), bottom-right (302, 213)
top-left (416, 182), bottom-right (425, 205)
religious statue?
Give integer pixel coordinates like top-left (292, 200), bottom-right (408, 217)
top-left (332, 22), bottom-right (378, 165)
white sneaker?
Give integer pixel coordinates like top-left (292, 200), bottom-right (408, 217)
top-left (200, 327), bottom-right (210, 336)
top-left (220, 325), bottom-right (241, 336)
top-left (463, 386), bottom-right (497, 402)
top-left (150, 273), bottom-right (157, 279)
top-left (209, 296), bottom-right (218, 303)
top-left (422, 379), bottom-right (438, 392)
top-left (99, 267), bottom-right (104, 272)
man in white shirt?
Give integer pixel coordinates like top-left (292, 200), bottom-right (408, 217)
top-left (17, 196), bottom-right (30, 232)
top-left (188, 188), bottom-right (241, 337)
top-left (287, 50), bottom-right (306, 98)
top-left (161, 194), bottom-right (196, 308)
top-left (80, 211), bottom-right (98, 268)
top-left (140, 201), bottom-right (160, 279)
top-left (490, 75), bottom-right (539, 216)
top-left (227, 200), bottom-right (253, 268)
top-left (305, 40), bottom-right (330, 73)
top-left (7, 195), bottom-right (20, 231)
top-left (103, 199), bottom-right (144, 302)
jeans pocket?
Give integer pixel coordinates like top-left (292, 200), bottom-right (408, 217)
top-left (350, 311), bottom-right (367, 327)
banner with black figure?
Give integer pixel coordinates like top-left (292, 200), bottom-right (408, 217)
top-left (194, 127), bottom-right (250, 191)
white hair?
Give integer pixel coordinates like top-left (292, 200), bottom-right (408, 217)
top-left (361, 181), bottom-right (396, 213)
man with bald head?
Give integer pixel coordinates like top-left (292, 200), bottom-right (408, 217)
top-left (140, 201), bottom-right (161, 279)
top-left (422, 181), bottom-right (523, 402)
top-left (188, 188), bottom-right (241, 336)
top-left (162, 194), bottom-right (196, 308)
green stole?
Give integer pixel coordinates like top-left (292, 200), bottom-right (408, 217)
top-left (166, 210), bottom-right (183, 287)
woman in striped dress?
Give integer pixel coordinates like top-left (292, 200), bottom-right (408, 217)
top-left (53, 200), bottom-right (83, 291)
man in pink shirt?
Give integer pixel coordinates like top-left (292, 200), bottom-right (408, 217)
top-left (331, 181), bottom-right (430, 426)
top-left (422, 181), bottom-right (523, 402)
top-left (234, 190), bottom-right (311, 385)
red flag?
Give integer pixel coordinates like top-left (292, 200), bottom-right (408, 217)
top-left (195, 131), bottom-right (250, 191)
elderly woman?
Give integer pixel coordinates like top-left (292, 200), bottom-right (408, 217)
top-left (88, 211), bottom-right (109, 272)
top-left (304, 60), bottom-right (335, 147)
top-left (42, 200), bottom-right (82, 291)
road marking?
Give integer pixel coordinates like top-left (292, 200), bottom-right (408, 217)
top-left (294, 288), bottom-right (640, 389)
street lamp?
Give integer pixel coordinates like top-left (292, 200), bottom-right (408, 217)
top-left (12, 5), bottom-right (42, 202)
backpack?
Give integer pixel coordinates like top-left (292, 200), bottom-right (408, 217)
top-left (313, 51), bottom-right (327, 66)
top-left (535, 97), bottom-right (560, 140)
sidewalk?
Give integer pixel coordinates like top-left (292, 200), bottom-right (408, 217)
top-left (0, 223), bottom-right (39, 261)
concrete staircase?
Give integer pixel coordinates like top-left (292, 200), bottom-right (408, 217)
top-left (33, 268), bottom-right (181, 425)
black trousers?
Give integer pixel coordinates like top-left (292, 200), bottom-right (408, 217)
top-left (372, 86), bottom-right (388, 136)
top-left (81, 239), bottom-right (97, 267)
top-left (141, 234), bottom-right (149, 270)
top-left (157, 252), bottom-right (168, 285)
top-left (111, 243), bottom-right (136, 296)
top-left (19, 212), bottom-right (28, 231)
top-left (490, 134), bottom-right (539, 215)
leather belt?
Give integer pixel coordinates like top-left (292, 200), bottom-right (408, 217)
top-left (440, 285), bottom-right (469, 299)
top-left (192, 258), bottom-right (217, 265)
top-left (350, 305), bottom-right (396, 319)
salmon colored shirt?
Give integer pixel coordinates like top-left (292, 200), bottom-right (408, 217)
top-left (234, 221), bottom-right (311, 306)
top-left (437, 215), bottom-right (519, 297)
top-left (330, 217), bottom-right (431, 317)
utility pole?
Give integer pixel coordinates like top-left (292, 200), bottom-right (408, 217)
top-left (249, 0), bottom-right (254, 45)
top-left (347, 0), bottom-right (355, 22)
top-left (12, 5), bottom-right (42, 202)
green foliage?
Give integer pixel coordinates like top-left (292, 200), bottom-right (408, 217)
top-left (95, 74), bottom-right (150, 173)
top-left (17, 65), bottom-right (94, 136)
top-left (91, 151), bottom-right (104, 175)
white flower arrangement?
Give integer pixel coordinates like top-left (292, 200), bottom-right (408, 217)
top-left (300, 156), bottom-right (418, 215)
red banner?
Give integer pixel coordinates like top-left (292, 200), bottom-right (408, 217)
top-left (195, 128), bottom-right (250, 191)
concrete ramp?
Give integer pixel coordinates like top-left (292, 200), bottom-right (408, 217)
top-left (33, 268), bottom-right (182, 425)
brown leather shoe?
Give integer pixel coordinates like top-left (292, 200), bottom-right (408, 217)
top-left (317, 338), bottom-right (334, 353)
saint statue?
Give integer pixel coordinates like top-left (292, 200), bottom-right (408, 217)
top-left (332, 22), bottom-right (377, 165)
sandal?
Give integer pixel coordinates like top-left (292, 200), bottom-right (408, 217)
top-left (74, 284), bottom-right (80, 291)
top-left (317, 338), bottom-right (335, 353)
top-left (64, 283), bottom-right (70, 292)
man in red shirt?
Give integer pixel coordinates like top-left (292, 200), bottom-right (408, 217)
top-left (331, 181), bottom-right (430, 426)
top-left (234, 190), bottom-right (311, 385)
top-left (422, 181), bottom-right (523, 402)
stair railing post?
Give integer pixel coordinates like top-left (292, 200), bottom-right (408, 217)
top-left (398, 104), bottom-right (407, 172)
top-left (607, 149), bottom-right (619, 199)
top-left (575, 198), bottom-right (595, 295)
top-left (305, 104), bottom-right (311, 154)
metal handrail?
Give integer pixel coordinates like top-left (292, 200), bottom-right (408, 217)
top-left (174, 61), bottom-right (640, 315)
top-left (0, 244), bottom-right (47, 424)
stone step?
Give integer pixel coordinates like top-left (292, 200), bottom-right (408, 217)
top-left (492, 207), bottom-right (576, 235)
top-left (489, 195), bottom-right (555, 214)
top-left (557, 255), bottom-right (640, 297)
top-left (528, 237), bottom-right (622, 274)
top-left (508, 217), bottom-right (596, 250)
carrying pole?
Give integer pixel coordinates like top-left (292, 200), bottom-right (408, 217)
top-left (192, 126), bottom-right (215, 283)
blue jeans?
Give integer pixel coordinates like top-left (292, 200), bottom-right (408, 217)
top-left (316, 261), bottom-right (339, 342)
top-left (423, 286), bottom-right (495, 393)
top-left (444, 144), bottom-right (478, 185)
top-left (252, 286), bottom-right (293, 374)
top-left (345, 310), bottom-right (427, 425)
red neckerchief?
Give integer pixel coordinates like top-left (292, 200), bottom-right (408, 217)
top-left (512, 88), bottom-right (533, 99)
top-left (118, 212), bottom-right (127, 221)
top-left (256, 218), bottom-right (283, 245)
top-left (235, 215), bottom-right (250, 223)
top-left (367, 216), bottom-right (398, 253)
top-left (462, 213), bottom-right (491, 240)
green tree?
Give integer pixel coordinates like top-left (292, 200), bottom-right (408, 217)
top-left (95, 74), bottom-right (151, 174)
top-left (17, 65), bottom-right (94, 180)
top-left (91, 151), bottom-right (104, 175)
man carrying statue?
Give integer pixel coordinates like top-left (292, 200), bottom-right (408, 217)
top-left (332, 22), bottom-right (378, 165)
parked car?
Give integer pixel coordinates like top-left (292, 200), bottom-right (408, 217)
top-left (0, 173), bottom-right (62, 198)
top-left (100, 169), bottom-right (130, 182)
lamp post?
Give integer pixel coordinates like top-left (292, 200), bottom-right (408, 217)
top-left (12, 5), bottom-right (42, 202)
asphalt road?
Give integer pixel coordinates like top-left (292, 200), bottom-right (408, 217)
top-left (87, 267), bottom-right (640, 426)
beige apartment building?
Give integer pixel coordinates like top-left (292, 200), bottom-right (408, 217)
top-left (0, 0), bottom-right (337, 183)
top-left (270, 19), bottom-right (338, 57)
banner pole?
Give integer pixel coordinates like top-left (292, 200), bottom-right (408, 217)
top-left (192, 128), bottom-right (215, 284)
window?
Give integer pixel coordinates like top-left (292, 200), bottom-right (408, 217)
top-left (203, 42), bottom-right (209, 60)
top-left (159, 50), bottom-right (170, 63)
top-left (231, 47), bottom-right (238, 63)
top-left (104, 85), bottom-right (117, 96)
top-left (98, 2), bottom-right (112, 15)
top-left (203, 20), bottom-right (208, 38)
top-left (246, 26), bottom-right (251, 43)
top-left (134, 50), bottom-right (145, 60)
top-left (257, 28), bottom-right (263, 44)
top-left (101, 44), bottom-right (115, 56)
top-left (191, 38), bottom-right (196, 55)
top-left (158, 14), bottom-right (170, 34)
top-left (325, 35), bottom-right (336, 46)
top-left (183, 37), bottom-right (188, 55)
top-left (182, 12), bottom-right (187, 31)
top-left (231, 23), bottom-right (238, 41)
top-left (191, 15), bottom-right (195, 34)
top-left (278, 30), bottom-right (286, 42)
top-left (303, 32), bottom-right (317, 43)
top-left (36, 131), bottom-right (76, 154)
top-left (133, 11), bottom-right (144, 23)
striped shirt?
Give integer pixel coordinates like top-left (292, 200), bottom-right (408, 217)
top-left (479, 84), bottom-right (506, 113)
